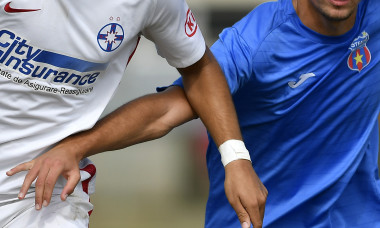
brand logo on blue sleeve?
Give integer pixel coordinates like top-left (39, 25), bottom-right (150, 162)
top-left (347, 31), bottom-right (371, 72)
top-left (97, 23), bottom-right (124, 52)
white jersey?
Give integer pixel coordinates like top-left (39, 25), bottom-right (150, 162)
top-left (0, 0), bottom-right (205, 207)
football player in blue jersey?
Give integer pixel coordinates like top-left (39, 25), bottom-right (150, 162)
top-left (8, 0), bottom-right (380, 227)
top-left (1, 0), bottom-right (266, 227)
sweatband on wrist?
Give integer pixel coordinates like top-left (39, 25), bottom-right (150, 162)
top-left (218, 139), bottom-right (251, 166)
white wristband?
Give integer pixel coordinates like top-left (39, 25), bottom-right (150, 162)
top-left (218, 140), bottom-right (251, 166)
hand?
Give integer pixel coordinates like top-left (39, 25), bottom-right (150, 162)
top-left (224, 160), bottom-right (268, 228)
top-left (6, 143), bottom-right (82, 210)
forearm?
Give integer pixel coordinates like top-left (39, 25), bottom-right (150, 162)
top-left (7, 87), bottom-right (196, 207)
top-left (178, 47), bottom-right (242, 147)
top-left (58, 86), bottom-right (196, 160)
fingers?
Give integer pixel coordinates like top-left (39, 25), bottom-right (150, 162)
top-left (41, 164), bottom-right (65, 207)
top-left (245, 185), bottom-right (267, 228)
top-left (224, 160), bottom-right (267, 228)
top-left (6, 161), bottom-right (35, 200)
top-left (7, 160), bottom-right (71, 210)
top-left (259, 186), bottom-right (267, 222)
top-left (245, 199), bottom-right (264, 228)
top-left (230, 199), bottom-right (251, 228)
top-left (6, 162), bottom-right (33, 176)
top-left (241, 222), bottom-right (250, 228)
top-left (17, 163), bottom-right (39, 200)
top-left (6, 149), bottom-right (83, 210)
top-left (34, 162), bottom-right (52, 210)
top-left (60, 171), bottom-right (81, 201)
top-left (260, 184), bottom-right (268, 217)
top-left (230, 197), bottom-right (265, 228)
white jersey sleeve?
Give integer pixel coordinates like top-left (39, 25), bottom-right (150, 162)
top-left (142, 0), bottom-right (206, 68)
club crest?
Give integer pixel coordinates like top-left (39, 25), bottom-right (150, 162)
top-left (347, 31), bottom-right (371, 72)
top-left (97, 23), bottom-right (124, 52)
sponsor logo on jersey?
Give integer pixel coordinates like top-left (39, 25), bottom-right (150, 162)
top-left (185, 9), bottom-right (198, 37)
top-left (4, 2), bottom-right (41, 13)
top-left (97, 23), bottom-right (124, 52)
top-left (347, 31), bottom-right (371, 72)
top-left (288, 73), bottom-right (316, 88)
top-left (0, 29), bottom-right (108, 95)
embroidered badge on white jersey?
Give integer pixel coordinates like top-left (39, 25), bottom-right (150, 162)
top-left (347, 31), bottom-right (371, 72)
top-left (97, 23), bottom-right (124, 52)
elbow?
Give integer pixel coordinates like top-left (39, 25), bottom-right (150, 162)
top-left (144, 123), bottom-right (174, 141)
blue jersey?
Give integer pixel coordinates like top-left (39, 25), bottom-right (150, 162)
top-left (172, 0), bottom-right (380, 227)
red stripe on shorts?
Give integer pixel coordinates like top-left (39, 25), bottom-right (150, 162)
top-left (80, 164), bottom-right (96, 194)
top-left (80, 164), bottom-right (96, 216)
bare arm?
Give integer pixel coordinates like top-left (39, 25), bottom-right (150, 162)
top-left (67, 86), bottom-right (196, 158)
top-left (178, 47), bottom-right (242, 146)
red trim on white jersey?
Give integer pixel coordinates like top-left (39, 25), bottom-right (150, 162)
top-left (127, 36), bottom-right (141, 65)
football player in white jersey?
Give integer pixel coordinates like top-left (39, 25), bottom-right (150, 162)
top-left (9, 0), bottom-right (380, 228)
top-left (1, 0), bottom-right (263, 227)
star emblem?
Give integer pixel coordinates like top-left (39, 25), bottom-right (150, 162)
top-left (105, 31), bottom-right (118, 44)
top-left (97, 23), bottom-right (124, 52)
top-left (354, 53), bottom-right (363, 65)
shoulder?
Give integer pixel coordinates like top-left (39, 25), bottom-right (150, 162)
top-left (358, 0), bottom-right (380, 33)
top-left (219, 0), bottom-right (292, 54)
top-left (154, 0), bottom-right (187, 13)
top-left (144, 0), bottom-right (190, 26)
top-left (361, 0), bottom-right (379, 18)
top-left (238, 1), bottom-right (290, 38)
top-left (365, 0), bottom-right (379, 9)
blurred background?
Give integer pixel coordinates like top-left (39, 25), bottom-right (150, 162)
top-left (90, 1), bottom-right (267, 227)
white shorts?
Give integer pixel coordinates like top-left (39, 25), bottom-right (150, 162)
top-left (1, 159), bottom-right (96, 228)
top-left (2, 188), bottom-right (93, 228)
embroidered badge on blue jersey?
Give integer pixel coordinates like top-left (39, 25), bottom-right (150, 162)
top-left (347, 31), bottom-right (371, 72)
top-left (97, 23), bottom-right (124, 52)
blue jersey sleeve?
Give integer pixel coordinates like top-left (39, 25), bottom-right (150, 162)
top-left (210, 27), bottom-right (254, 94)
